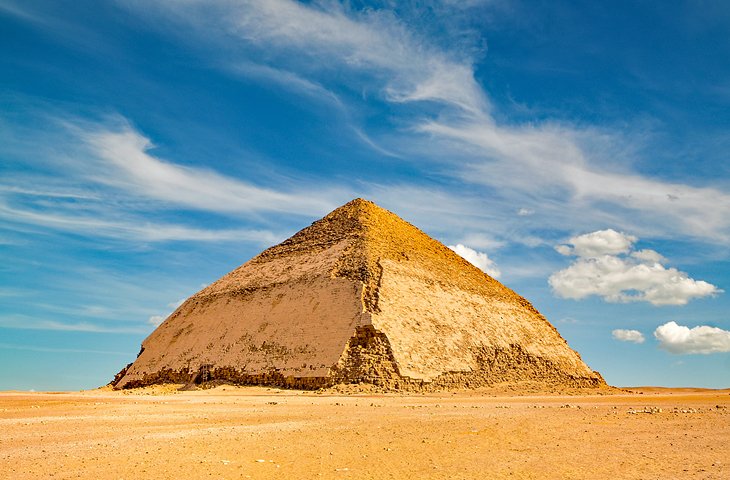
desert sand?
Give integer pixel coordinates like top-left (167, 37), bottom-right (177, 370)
top-left (1, 386), bottom-right (728, 479)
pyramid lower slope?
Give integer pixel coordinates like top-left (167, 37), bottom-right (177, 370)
top-left (113, 199), bottom-right (604, 390)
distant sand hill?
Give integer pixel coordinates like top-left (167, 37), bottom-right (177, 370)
top-left (113, 198), bottom-right (605, 390)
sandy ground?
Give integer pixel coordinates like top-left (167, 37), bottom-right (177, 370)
top-left (1, 386), bottom-right (728, 479)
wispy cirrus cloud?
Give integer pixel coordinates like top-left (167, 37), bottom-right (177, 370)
top-left (188, 0), bottom-right (489, 116)
top-left (0, 199), bottom-right (281, 244)
top-left (0, 1), bottom-right (62, 28)
top-left (2, 110), bottom-right (498, 250)
top-left (422, 120), bottom-right (730, 242)
top-left (0, 342), bottom-right (131, 356)
top-left (0, 314), bottom-right (148, 334)
top-left (79, 121), bottom-right (340, 216)
top-left (7, 1), bottom-right (729, 254)
top-left (118, 0), bottom-right (730, 245)
top-left (0, 112), bottom-right (343, 245)
top-left (230, 61), bottom-right (343, 107)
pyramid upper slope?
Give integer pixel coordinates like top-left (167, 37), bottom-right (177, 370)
top-left (197, 197), bottom-right (532, 313)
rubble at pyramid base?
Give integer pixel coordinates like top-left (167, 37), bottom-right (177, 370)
top-left (113, 325), bottom-right (605, 391)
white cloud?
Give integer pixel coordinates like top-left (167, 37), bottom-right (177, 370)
top-left (135, 0), bottom-right (489, 116)
top-left (118, 0), bottom-right (730, 244)
top-left (0, 200), bottom-right (281, 244)
top-left (517, 208), bottom-right (534, 216)
top-left (0, 314), bottom-right (147, 334)
top-left (82, 123), bottom-right (338, 216)
top-left (0, 288), bottom-right (30, 298)
top-left (352, 127), bottom-right (403, 158)
top-left (612, 329), bottom-right (645, 344)
top-left (654, 321), bottom-right (730, 354)
top-left (556, 229), bottom-right (637, 257)
top-left (550, 255), bottom-right (718, 306)
top-left (0, 342), bottom-right (130, 356)
top-left (549, 230), bottom-right (720, 306)
top-left (421, 121), bottom-right (730, 243)
top-left (459, 232), bottom-right (505, 250)
top-left (0, 114), bottom-right (343, 245)
top-left (0, 184), bottom-right (100, 200)
top-left (0, 1), bottom-right (58, 27)
top-left (231, 61), bottom-right (343, 107)
top-left (448, 244), bottom-right (501, 278)
top-left (631, 249), bottom-right (665, 264)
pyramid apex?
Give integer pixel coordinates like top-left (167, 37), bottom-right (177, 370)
top-left (322, 197), bottom-right (390, 222)
top-left (339, 197), bottom-right (380, 210)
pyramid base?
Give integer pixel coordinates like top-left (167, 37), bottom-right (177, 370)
top-left (331, 326), bottom-right (605, 391)
top-left (112, 326), bottom-right (604, 391)
top-left (112, 365), bottom-right (331, 390)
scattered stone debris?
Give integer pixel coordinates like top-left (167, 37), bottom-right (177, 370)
top-left (627, 407), bottom-right (662, 414)
top-left (673, 407), bottom-right (699, 414)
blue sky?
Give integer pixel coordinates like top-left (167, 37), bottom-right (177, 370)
top-left (1, 0), bottom-right (729, 390)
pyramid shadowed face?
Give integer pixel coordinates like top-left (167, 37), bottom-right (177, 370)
top-left (113, 199), bottom-right (604, 391)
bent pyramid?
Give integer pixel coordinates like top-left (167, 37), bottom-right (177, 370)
top-left (113, 199), bottom-right (604, 390)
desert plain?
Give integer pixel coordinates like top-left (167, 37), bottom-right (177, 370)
top-left (1, 385), bottom-right (728, 479)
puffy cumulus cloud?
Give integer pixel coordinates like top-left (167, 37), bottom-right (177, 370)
top-left (631, 249), bottom-right (665, 264)
top-left (549, 256), bottom-right (719, 305)
top-left (654, 321), bottom-right (730, 354)
top-left (556, 229), bottom-right (637, 258)
top-left (448, 244), bottom-right (501, 278)
top-left (612, 329), bottom-right (645, 344)
top-left (549, 230), bottom-right (720, 306)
